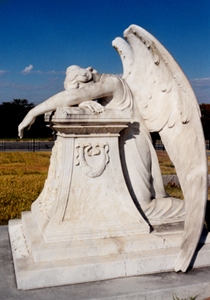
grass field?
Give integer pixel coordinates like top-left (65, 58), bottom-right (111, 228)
top-left (0, 151), bottom-right (209, 225)
top-left (0, 152), bottom-right (50, 225)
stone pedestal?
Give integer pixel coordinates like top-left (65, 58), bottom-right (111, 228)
top-left (8, 108), bottom-right (210, 290)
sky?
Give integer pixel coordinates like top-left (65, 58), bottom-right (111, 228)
top-left (0, 0), bottom-right (210, 105)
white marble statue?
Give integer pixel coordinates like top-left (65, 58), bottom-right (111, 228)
top-left (18, 25), bottom-right (207, 274)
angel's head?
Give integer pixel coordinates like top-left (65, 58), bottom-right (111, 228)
top-left (64, 65), bottom-right (97, 90)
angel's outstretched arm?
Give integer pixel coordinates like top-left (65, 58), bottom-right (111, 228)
top-left (18, 90), bottom-right (75, 138)
top-left (18, 75), bottom-right (123, 138)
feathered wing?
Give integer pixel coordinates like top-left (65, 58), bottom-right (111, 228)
top-left (112, 25), bottom-right (208, 272)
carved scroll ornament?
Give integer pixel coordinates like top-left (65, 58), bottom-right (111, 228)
top-left (75, 142), bottom-right (109, 178)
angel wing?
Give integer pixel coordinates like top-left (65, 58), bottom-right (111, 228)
top-left (112, 24), bottom-right (208, 272)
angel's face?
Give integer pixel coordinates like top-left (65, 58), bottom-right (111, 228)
top-left (77, 68), bottom-right (93, 83)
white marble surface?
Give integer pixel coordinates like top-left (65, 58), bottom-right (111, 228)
top-left (8, 217), bottom-right (210, 290)
top-left (9, 24), bottom-right (208, 289)
top-left (3, 226), bottom-right (210, 300)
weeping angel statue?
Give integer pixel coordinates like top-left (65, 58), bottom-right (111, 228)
top-left (18, 25), bottom-right (207, 272)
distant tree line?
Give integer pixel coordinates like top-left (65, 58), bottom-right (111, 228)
top-left (0, 99), bottom-right (210, 140)
top-left (0, 99), bottom-right (52, 139)
top-left (200, 103), bottom-right (210, 142)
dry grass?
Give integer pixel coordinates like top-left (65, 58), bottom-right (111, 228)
top-left (156, 150), bottom-right (184, 199)
top-left (156, 150), bottom-right (177, 175)
top-left (0, 152), bottom-right (50, 224)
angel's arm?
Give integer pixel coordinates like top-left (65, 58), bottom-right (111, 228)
top-left (18, 75), bottom-right (123, 138)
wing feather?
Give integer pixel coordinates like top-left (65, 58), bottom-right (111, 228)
top-left (113, 24), bottom-right (208, 272)
top-left (112, 37), bottom-right (133, 79)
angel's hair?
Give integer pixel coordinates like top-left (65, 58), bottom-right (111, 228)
top-left (64, 65), bottom-right (95, 89)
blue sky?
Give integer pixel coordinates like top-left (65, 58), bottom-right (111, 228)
top-left (0, 0), bottom-right (210, 104)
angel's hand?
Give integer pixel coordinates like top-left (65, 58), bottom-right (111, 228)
top-left (79, 101), bottom-right (105, 113)
top-left (18, 114), bottom-right (36, 138)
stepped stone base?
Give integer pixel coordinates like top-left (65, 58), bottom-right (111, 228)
top-left (8, 213), bottom-right (210, 290)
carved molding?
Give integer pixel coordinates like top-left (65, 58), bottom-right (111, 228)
top-left (9, 224), bottom-right (29, 258)
top-left (75, 142), bottom-right (109, 178)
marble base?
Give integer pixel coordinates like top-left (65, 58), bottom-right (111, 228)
top-left (9, 110), bottom-right (209, 290)
top-left (2, 226), bottom-right (210, 300)
top-left (8, 212), bottom-right (210, 290)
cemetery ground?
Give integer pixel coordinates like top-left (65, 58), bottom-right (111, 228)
top-left (0, 150), bottom-right (210, 226)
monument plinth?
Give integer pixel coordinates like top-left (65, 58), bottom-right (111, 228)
top-left (10, 24), bottom-right (210, 290)
top-left (9, 108), bottom-right (152, 289)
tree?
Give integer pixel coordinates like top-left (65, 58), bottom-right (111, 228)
top-left (0, 99), bottom-right (52, 138)
top-left (200, 104), bottom-right (210, 141)
top-left (2, 99), bottom-right (35, 108)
